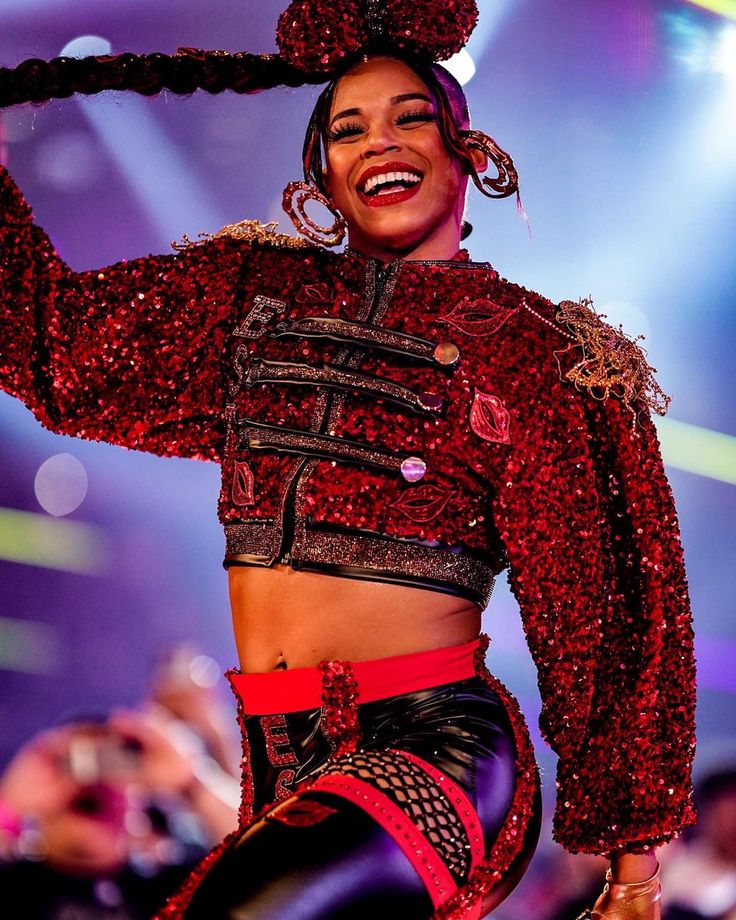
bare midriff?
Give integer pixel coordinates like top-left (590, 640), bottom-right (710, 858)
top-left (228, 565), bottom-right (482, 673)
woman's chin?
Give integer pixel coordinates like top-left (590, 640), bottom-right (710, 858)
top-left (348, 219), bottom-right (428, 257)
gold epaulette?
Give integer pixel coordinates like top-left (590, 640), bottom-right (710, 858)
top-left (552, 297), bottom-right (671, 418)
top-left (172, 219), bottom-right (311, 252)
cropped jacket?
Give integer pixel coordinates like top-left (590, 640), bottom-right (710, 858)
top-left (0, 166), bottom-right (696, 855)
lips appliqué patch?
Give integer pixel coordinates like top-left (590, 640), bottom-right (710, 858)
top-left (231, 460), bottom-right (255, 506)
top-left (391, 485), bottom-right (456, 524)
top-left (441, 299), bottom-right (519, 337)
top-left (469, 389), bottom-right (511, 444)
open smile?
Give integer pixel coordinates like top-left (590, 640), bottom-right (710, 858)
top-left (356, 161), bottom-right (424, 208)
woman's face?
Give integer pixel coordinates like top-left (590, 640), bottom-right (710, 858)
top-left (323, 57), bottom-right (470, 261)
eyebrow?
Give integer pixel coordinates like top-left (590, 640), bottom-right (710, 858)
top-left (329, 92), bottom-right (434, 126)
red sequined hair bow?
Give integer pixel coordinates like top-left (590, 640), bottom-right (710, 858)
top-left (277, 0), bottom-right (479, 76)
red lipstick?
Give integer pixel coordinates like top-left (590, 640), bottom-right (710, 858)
top-left (356, 161), bottom-right (424, 208)
top-left (360, 184), bottom-right (422, 208)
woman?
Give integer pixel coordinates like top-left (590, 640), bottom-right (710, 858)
top-left (0, 1), bottom-right (695, 917)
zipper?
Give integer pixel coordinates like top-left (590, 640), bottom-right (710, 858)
top-left (275, 259), bottom-right (390, 564)
top-left (276, 456), bottom-right (310, 565)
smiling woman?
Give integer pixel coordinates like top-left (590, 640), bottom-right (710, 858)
top-left (302, 56), bottom-right (518, 261)
top-left (0, 0), bottom-right (696, 918)
top-left (320, 59), bottom-right (482, 261)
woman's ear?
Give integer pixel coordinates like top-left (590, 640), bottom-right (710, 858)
top-left (468, 142), bottom-right (488, 174)
top-left (460, 130), bottom-right (490, 175)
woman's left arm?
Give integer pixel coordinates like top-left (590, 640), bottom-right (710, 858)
top-left (610, 851), bottom-right (659, 884)
top-left (488, 305), bottom-right (697, 905)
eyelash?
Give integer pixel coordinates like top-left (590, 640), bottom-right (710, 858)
top-left (326, 109), bottom-right (436, 143)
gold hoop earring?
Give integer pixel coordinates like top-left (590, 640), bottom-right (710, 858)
top-left (282, 180), bottom-right (347, 247)
top-left (460, 129), bottom-right (519, 199)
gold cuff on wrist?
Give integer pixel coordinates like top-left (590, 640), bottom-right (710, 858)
top-left (604, 863), bottom-right (661, 903)
top-left (575, 863), bottom-right (661, 920)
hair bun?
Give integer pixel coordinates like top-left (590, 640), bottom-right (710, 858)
top-left (276, 0), bottom-right (478, 76)
top-left (380, 0), bottom-right (478, 61)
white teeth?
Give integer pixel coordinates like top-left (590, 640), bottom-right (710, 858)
top-left (361, 170), bottom-right (422, 193)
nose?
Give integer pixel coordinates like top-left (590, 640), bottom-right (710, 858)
top-left (361, 121), bottom-right (401, 159)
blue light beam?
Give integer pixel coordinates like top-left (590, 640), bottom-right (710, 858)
top-left (62, 37), bottom-right (227, 245)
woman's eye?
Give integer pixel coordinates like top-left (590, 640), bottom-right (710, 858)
top-left (326, 110), bottom-right (436, 143)
top-left (327, 122), bottom-right (364, 142)
top-left (396, 110), bottom-right (437, 127)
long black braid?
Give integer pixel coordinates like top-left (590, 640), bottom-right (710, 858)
top-left (0, 44), bottom-right (519, 217)
top-left (0, 50), bottom-right (320, 109)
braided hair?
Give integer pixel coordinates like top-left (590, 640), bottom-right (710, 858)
top-left (0, 38), bottom-right (519, 223)
top-left (0, 49), bottom-right (320, 109)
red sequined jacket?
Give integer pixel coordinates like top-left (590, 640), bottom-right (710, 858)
top-left (0, 166), bottom-right (695, 855)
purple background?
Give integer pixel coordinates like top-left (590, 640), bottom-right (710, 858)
top-left (1, 0), bottom-right (735, 876)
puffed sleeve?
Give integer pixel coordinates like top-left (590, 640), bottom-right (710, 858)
top-left (491, 323), bottom-right (697, 855)
top-left (0, 165), bottom-right (250, 460)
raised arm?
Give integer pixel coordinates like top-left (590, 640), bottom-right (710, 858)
top-left (0, 165), bottom-right (251, 460)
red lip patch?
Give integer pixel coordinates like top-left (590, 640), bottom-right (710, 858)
top-left (231, 460), bottom-right (255, 506)
top-left (441, 299), bottom-right (519, 337)
top-left (391, 484), bottom-right (456, 523)
top-left (469, 389), bottom-right (511, 444)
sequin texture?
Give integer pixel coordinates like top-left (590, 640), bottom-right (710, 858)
top-left (0, 165), bottom-right (696, 856)
top-left (319, 659), bottom-right (361, 757)
top-left (276, 0), bottom-right (479, 77)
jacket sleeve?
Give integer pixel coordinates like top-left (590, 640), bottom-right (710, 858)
top-left (0, 165), bottom-right (250, 460)
top-left (491, 333), bottom-right (697, 855)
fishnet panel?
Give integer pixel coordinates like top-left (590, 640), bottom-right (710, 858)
top-left (326, 750), bottom-right (471, 881)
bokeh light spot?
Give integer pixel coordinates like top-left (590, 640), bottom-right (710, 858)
top-left (35, 131), bottom-right (104, 192)
top-left (34, 453), bottom-right (89, 517)
top-left (60, 35), bottom-right (112, 59)
top-left (188, 654), bottom-right (220, 688)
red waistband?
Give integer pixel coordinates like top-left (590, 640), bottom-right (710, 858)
top-left (228, 639), bottom-right (480, 716)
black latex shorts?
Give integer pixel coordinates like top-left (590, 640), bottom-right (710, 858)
top-left (157, 638), bottom-right (541, 919)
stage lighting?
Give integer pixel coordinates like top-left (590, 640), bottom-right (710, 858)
top-left (444, 49), bottom-right (477, 86)
top-left (666, 11), bottom-right (736, 80)
top-left (713, 25), bottom-right (736, 78)
top-left (684, 0), bottom-right (736, 21)
top-left (0, 507), bottom-right (106, 573)
top-left (60, 35), bottom-right (112, 59)
top-left (656, 418), bottom-right (736, 486)
top-left (598, 300), bottom-right (652, 342)
top-left (60, 38), bottom-right (227, 245)
top-left (0, 616), bottom-right (61, 675)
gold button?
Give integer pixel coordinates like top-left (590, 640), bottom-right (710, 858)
top-left (434, 342), bottom-right (460, 365)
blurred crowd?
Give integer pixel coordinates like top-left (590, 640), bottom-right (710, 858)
top-left (2, 650), bottom-right (735, 919)
top-left (0, 647), bottom-right (241, 919)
